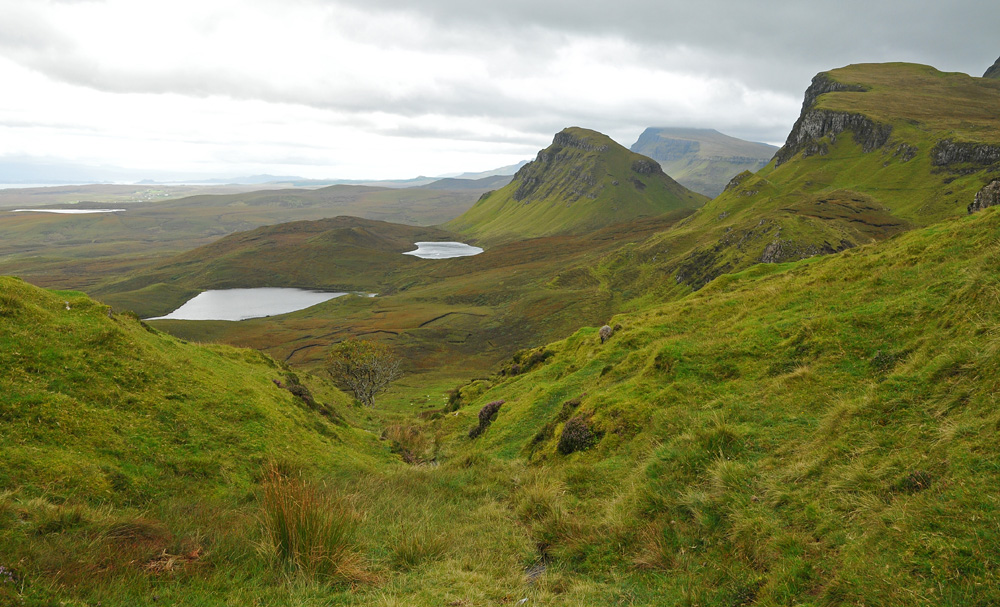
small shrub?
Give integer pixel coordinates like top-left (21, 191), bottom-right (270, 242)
top-left (469, 400), bottom-right (504, 439)
top-left (558, 416), bottom-right (596, 454)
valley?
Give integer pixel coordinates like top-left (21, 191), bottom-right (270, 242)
top-left (3, 59), bottom-right (1000, 606)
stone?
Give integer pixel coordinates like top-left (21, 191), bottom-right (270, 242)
top-left (968, 180), bottom-right (1000, 214)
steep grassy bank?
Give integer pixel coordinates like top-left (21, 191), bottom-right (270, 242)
top-left (436, 206), bottom-right (1000, 605)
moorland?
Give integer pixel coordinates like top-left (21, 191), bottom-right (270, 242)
top-left (2, 60), bottom-right (1000, 606)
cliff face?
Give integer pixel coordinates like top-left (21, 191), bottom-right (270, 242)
top-left (773, 72), bottom-right (889, 166)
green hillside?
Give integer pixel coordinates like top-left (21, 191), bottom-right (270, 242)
top-left (6, 59), bottom-right (1000, 606)
top-left (615, 62), bottom-right (1000, 292)
top-left (440, 206), bottom-right (1000, 605)
top-left (444, 127), bottom-right (707, 244)
top-left (630, 127), bottom-right (778, 197)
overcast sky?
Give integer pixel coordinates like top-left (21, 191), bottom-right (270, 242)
top-left (1, 0), bottom-right (997, 181)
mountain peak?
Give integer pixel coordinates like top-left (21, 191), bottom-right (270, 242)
top-left (444, 127), bottom-right (706, 243)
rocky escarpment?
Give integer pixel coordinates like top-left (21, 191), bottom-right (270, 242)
top-left (931, 139), bottom-right (1000, 167)
top-left (511, 131), bottom-right (610, 202)
top-left (512, 131), bottom-right (657, 203)
top-left (968, 180), bottom-right (1000, 213)
top-left (774, 72), bottom-right (890, 166)
top-left (985, 57), bottom-right (1000, 79)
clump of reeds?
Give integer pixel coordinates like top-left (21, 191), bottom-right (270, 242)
top-left (260, 466), bottom-right (365, 581)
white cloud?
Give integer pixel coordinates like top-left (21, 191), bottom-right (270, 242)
top-left (0, 0), bottom-right (995, 180)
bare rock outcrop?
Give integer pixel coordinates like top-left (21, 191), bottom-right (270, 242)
top-left (968, 180), bottom-right (1000, 214)
top-left (773, 72), bottom-right (889, 166)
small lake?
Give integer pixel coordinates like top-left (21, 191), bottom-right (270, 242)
top-left (403, 241), bottom-right (483, 259)
top-left (11, 208), bottom-right (126, 214)
top-left (146, 288), bottom-right (349, 321)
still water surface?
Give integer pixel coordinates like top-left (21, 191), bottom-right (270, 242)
top-left (147, 288), bottom-right (348, 321)
top-left (403, 241), bottom-right (483, 259)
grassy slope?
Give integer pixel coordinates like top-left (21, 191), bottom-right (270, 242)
top-left (0, 276), bottom-right (634, 606)
top-left (438, 206), bottom-right (1000, 605)
top-left (630, 128), bottom-right (778, 197)
top-left (445, 127), bottom-right (707, 244)
top-left (607, 63), bottom-right (1000, 295)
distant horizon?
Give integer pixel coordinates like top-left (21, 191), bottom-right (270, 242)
top-left (2, 1), bottom-right (996, 180)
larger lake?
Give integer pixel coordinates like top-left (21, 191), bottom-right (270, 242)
top-left (147, 288), bottom-right (349, 321)
top-left (403, 241), bottom-right (483, 259)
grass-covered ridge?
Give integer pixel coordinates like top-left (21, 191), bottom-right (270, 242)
top-left (445, 127), bottom-right (707, 244)
top-left (442, 206), bottom-right (1000, 605)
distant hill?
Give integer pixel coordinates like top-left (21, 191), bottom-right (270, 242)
top-left (416, 174), bottom-right (514, 191)
top-left (96, 216), bottom-right (455, 317)
top-left (629, 127), bottom-right (778, 198)
top-left (444, 127), bottom-right (707, 244)
top-left (985, 56), bottom-right (1000, 79)
top-left (451, 160), bottom-right (529, 180)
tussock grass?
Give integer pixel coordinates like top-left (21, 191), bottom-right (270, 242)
top-left (259, 466), bottom-right (366, 582)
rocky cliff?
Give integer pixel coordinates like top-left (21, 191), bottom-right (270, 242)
top-left (773, 73), bottom-right (889, 166)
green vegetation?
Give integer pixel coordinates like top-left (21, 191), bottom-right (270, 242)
top-left (440, 206), bottom-right (1000, 604)
top-left (445, 127), bottom-right (707, 244)
top-left (328, 339), bottom-right (403, 407)
top-left (4, 60), bottom-right (1000, 605)
top-left (630, 127), bottom-right (778, 197)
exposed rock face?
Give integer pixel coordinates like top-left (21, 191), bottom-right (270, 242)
top-left (985, 56), bottom-right (1000, 79)
top-left (775, 110), bottom-right (892, 166)
top-left (511, 131), bottom-right (610, 202)
top-left (551, 130), bottom-right (609, 153)
top-left (774, 72), bottom-right (889, 166)
top-left (931, 140), bottom-right (1000, 166)
top-left (724, 170), bottom-right (753, 192)
top-left (968, 180), bottom-right (1000, 214)
top-left (630, 158), bottom-right (664, 175)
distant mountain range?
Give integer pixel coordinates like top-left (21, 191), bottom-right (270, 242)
top-left (0, 160), bottom-right (530, 189)
top-left (629, 127), bottom-right (778, 198)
